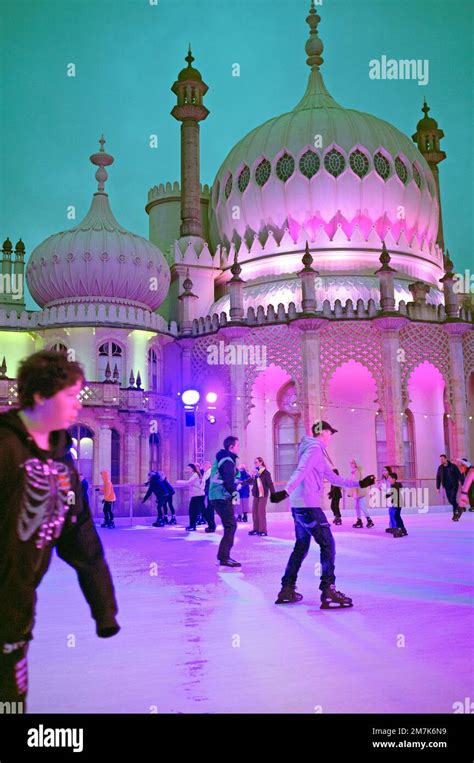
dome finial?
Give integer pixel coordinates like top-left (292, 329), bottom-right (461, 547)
top-left (305, 0), bottom-right (324, 70)
top-left (90, 135), bottom-right (114, 193)
top-left (422, 98), bottom-right (430, 117)
top-left (185, 43), bottom-right (195, 68)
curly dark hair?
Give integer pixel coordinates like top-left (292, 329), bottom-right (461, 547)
top-left (17, 350), bottom-right (85, 409)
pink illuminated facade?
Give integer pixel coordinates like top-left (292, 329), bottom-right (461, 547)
top-left (0, 3), bottom-right (473, 513)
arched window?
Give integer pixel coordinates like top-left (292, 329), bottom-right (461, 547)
top-left (111, 429), bottom-right (120, 484)
top-left (274, 382), bottom-right (305, 481)
top-left (98, 342), bottom-right (123, 384)
top-left (149, 433), bottom-right (160, 472)
top-left (147, 348), bottom-right (160, 392)
top-left (403, 410), bottom-right (416, 478)
top-left (69, 424), bottom-right (94, 484)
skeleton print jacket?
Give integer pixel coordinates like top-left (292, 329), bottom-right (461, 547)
top-left (0, 410), bottom-right (120, 644)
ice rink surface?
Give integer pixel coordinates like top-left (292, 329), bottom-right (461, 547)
top-left (29, 512), bottom-right (474, 714)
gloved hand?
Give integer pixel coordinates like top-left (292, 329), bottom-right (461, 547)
top-left (96, 614), bottom-right (120, 638)
top-left (231, 491), bottom-right (239, 505)
top-left (270, 490), bottom-right (289, 504)
top-left (359, 475), bottom-right (376, 489)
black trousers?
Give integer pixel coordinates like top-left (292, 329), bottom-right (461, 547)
top-left (330, 497), bottom-right (341, 518)
top-left (282, 507), bottom-right (336, 591)
top-left (445, 486), bottom-right (459, 514)
top-left (203, 499), bottom-right (216, 530)
top-left (103, 500), bottom-right (114, 523)
top-left (163, 496), bottom-right (175, 516)
top-left (0, 641), bottom-right (29, 709)
top-left (210, 498), bottom-right (236, 561)
top-left (189, 495), bottom-right (206, 528)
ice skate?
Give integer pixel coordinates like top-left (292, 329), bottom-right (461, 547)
top-left (352, 518), bottom-right (363, 528)
top-left (275, 584), bottom-right (303, 604)
top-left (169, 516), bottom-right (177, 525)
top-left (320, 585), bottom-right (353, 609)
top-left (242, 514), bottom-right (248, 523)
top-left (236, 514), bottom-right (242, 522)
top-left (185, 525), bottom-right (196, 531)
top-left (248, 530), bottom-right (259, 535)
top-left (218, 558), bottom-right (241, 568)
top-left (162, 515), bottom-right (169, 525)
top-left (385, 527), bottom-right (396, 533)
top-left (333, 518), bottom-right (342, 525)
top-left (366, 518), bottom-right (375, 528)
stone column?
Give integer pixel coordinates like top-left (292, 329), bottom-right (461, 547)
top-left (295, 319), bottom-right (324, 433)
top-left (444, 324), bottom-right (470, 459)
top-left (96, 419), bottom-right (113, 482)
top-left (439, 252), bottom-right (460, 319)
top-left (123, 417), bottom-right (141, 485)
top-left (140, 422), bottom-right (150, 483)
top-left (220, 326), bottom-right (249, 456)
top-left (373, 317), bottom-right (409, 473)
top-left (180, 338), bottom-right (197, 467)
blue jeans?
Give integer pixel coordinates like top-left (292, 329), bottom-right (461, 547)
top-left (389, 507), bottom-right (397, 528)
top-left (282, 507), bottom-right (336, 591)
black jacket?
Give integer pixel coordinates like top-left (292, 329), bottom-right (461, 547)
top-left (0, 409), bottom-right (120, 643)
top-left (251, 468), bottom-right (275, 498)
top-left (387, 481), bottom-right (404, 508)
top-left (215, 448), bottom-right (238, 496)
top-left (143, 473), bottom-right (168, 501)
top-left (436, 462), bottom-right (462, 491)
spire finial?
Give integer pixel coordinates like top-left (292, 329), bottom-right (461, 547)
top-left (90, 135), bottom-right (114, 193)
top-left (422, 99), bottom-right (430, 118)
top-left (185, 44), bottom-right (195, 67)
top-left (230, 249), bottom-right (242, 279)
top-left (301, 240), bottom-right (315, 271)
top-left (305, 0), bottom-right (324, 69)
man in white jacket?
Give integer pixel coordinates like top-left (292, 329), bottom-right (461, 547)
top-left (271, 421), bottom-right (375, 608)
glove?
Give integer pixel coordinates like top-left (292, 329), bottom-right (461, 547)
top-left (270, 490), bottom-right (288, 504)
top-left (96, 614), bottom-right (120, 638)
top-left (359, 475), bottom-right (376, 489)
top-left (231, 491), bottom-right (239, 505)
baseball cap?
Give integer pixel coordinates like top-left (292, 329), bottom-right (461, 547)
top-left (312, 420), bottom-right (338, 435)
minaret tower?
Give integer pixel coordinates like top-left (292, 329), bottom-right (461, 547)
top-left (412, 100), bottom-right (447, 251)
top-left (171, 45), bottom-right (209, 240)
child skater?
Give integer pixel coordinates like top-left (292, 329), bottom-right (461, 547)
top-left (387, 473), bottom-right (407, 537)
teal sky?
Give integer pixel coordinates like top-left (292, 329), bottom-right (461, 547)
top-left (1, 0), bottom-right (473, 310)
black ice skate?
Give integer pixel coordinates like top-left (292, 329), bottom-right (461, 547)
top-left (275, 584), bottom-right (303, 604)
top-left (162, 516), bottom-right (169, 525)
top-left (236, 514), bottom-right (243, 522)
top-left (333, 518), bottom-right (342, 525)
top-left (169, 516), bottom-right (177, 525)
top-left (320, 585), bottom-right (353, 609)
top-left (242, 514), bottom-right (248, 522)
top-left (366, 518), bottom-right (375, 528)
top-left (218, 558), bottom-right (241, 568)
top-left (352, 518), bottom-right (363, 528)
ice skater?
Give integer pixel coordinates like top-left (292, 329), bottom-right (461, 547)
top-left (143, 471), bottom-right (169, 526)
top-left (457, 459), bottom-right (474, 511)
top-left (208, 436), bottom-right (241, 567)
top-left (386, 473), bottom-right (407, 537)
top-left (436, 454), bottom-right (462, 521)
top-left (160, 473), bottom-right (177, 524)
top-left (248, 457), bottom-right (275, 537)
top-left (100, 470), bottom-right (116, 528)
top-left (236, 463), bottom-right (251, 523)
top-left (349, 458), bottom-right (374, 528)
top-left (328, 469), bottom-right (342, 525)
top-left (271, 421), bottom-right (375, 608)
top-left (177, 463), bottom-right (206, 531)
top-left (0, 350), bottom-right (120, 708)
top-left (378, 465), bottom-right (397, 534)
top-left (459, 464), bottom-right (474, 511)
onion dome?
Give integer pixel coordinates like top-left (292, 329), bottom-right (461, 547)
top-left (26, 137), bottom-right (170, 310)
top-left (209, 2), bottom-right (441, 277)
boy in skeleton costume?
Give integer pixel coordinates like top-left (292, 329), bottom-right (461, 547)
top-left (0, 351), bottom-right (120, 708)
